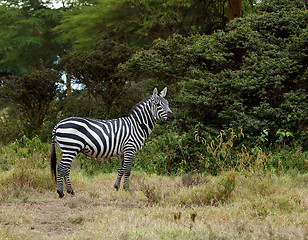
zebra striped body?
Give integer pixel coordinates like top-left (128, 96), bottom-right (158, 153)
top-left (51, 87), bottom-right (175, 198)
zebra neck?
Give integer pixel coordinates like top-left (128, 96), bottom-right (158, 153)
top-left (129, 103), bottom-right (156, 137)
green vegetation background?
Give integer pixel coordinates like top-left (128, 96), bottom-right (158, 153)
top-left (0, 0), bottom-right (307, 176)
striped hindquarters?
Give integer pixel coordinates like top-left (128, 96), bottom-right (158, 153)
top-left (53, 117), bottom-right (130, 159)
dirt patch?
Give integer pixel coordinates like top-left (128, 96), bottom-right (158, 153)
top-left (0, 190), bottom-right (146, 239)
top-left (1, 199), bottom-right (80, 237)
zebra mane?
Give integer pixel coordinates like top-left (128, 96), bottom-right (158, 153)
top-left (129, 95), bottom-right (152, 115)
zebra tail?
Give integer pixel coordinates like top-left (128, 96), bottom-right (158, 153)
top-left (51, 142), bottom-right (57, 183)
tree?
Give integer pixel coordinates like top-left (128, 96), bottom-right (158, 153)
top-left (55, 0), bottom-right (255, 50)
top-left (62, 41), bottom-right (135, 117)
top-left (0, 0), bottom-right (64, 75)
top-left (228, 0), bottom-right (242, 20)
top-left (0, 68), bottom-right (60, 134)
top-left (119, 0), bottom-right (308, 145)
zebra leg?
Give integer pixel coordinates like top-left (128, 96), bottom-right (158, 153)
top-left (57, 160), bottom-right (72, 198)
top-left (57, 162), bottom-right (66, 198)
top-left (114, 154), bottom-right (124, 191)
top-left (64, 168), bottom-right (74, 195)
top-left (123, 152), bottom-right (135, 190)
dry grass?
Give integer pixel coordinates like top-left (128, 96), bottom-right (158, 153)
top-left (0, 170), bottom-right (307, 239)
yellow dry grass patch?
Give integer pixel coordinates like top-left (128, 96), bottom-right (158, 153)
top-left (0, 171), bottom-right (307, 239)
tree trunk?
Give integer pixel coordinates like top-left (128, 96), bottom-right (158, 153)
top-left (66, 72), bottom-right (72, 98)
top-left (228, 0), bottom-right (242, 21)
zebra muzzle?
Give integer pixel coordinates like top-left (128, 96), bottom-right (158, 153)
top-left (166, 112), bottom-right (175, 124)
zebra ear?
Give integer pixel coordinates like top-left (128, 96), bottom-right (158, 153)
top-left (152, 88), bottom-right (158, 100)
top-left (159, 87), bottom-right (167, 98)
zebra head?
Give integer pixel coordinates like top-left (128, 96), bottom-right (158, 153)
top-left (151, 87), bottom-right (175, 124)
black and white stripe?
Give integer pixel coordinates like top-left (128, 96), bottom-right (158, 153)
top-left (51, 87), bottom-right (175, 198)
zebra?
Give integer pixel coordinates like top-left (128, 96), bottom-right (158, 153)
top-left (51, 87), bottom-right (175, 198)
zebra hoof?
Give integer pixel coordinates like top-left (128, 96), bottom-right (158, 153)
top-left (114, 184), bottom-right (119, 191)
top-left (57, 190), bottom-right (64, 198)
top-left (67, 189), bottom-right (75, 195)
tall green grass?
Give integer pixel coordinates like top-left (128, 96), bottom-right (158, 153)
top-left (133, 127), bottom-right (307, 176)
top-left (0, 133), bottom-right (306, 201)
top-left (0, 136), bottom-right (54, 200)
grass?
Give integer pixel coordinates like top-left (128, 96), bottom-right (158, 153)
top-left (0, 169), bottom-right (307, 239)
top-left (0, 136), bottom-right (307, 239)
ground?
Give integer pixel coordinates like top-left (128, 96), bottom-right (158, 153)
top-left (0, 172), bottom-right (307, 239)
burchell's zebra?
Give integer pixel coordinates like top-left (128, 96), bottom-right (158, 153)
top-left (51, 87), bottom-right (175, 198)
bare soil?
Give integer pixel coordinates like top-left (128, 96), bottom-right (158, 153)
top-left (0, 189), bottom-right (147, 239)
top-left (1, 196), bottom-right (85, 238)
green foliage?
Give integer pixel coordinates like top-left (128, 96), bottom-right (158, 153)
top-left (62, 41), bottom-right (135, 117)
top-left (120, 0), bottom-right (308, 146)
top-left (195, 128), bottom-right (244, 174)
top-left (0, 105), bottom-right (24, 144)
top-left (0, 0), bottom-right (306, 178)
top-left (0, 0), bottom-right (63, 75)
top-left (269, 146), bottom-right (308, 174)
top-left (133, 126), bottom-right (307, 176)
top-left (2, 135), bottom-right (49, 169)
top-left (54, 0), bottom-right (135, 50)
top-left (0, 135), bottom-right (54, 199)
top-left (134, 124), bottom-right (199, 175)
top-left (0, 68), bottom-right (60, 136)
top-left (55, 0), bottom-right (254, 50)
top-left (78, 154), bottom-right (119, 175)
top-left (195, 128), bottom-right (307, 175)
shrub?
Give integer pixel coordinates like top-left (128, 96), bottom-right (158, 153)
top-left (1, 135), bottom-right (49, 170)
top-left (0, 68), bottom-right (60, 136)
top-left (120, 0), bottom-right (307, 146)
top-left (78, 155), bottom-right (119, 175)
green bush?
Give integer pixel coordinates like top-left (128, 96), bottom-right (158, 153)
top-left (120, 0), bottom-right (307, 147)
top-left (0, 107), bottom-right (23, 144)
top-left (1, 135), bottom-right (49, 170)
top-left (134, 124), bottom-right (204, 175)
top-left (0, 69), bottom-right (60, 137)
top-left (78, 154), bottom-right (119, 175)
top-left (2, 0), bottom-right (306, 177)
top-left (133, 125), bottom-right (307, 176)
